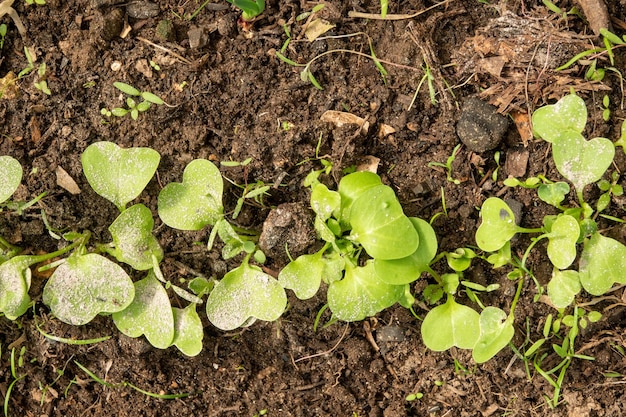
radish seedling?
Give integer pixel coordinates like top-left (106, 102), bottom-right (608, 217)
top-left (226, 0), bottom-right (265, 21)
top-left (279, 171), bottom-right (436, 322)
top-left (82, 141), bottom-right (160, 212)
top-left (0, 155), bottom-right (21, 205)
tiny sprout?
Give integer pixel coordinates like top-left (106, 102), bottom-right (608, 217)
top-left (101, 82), bottom-right (165, 120)
top-left (405, 392), bottom-right (423, 401)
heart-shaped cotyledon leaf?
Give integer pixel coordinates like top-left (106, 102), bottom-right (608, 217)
top-left (0, 256), bottom-right (33, 320)
top-left (532, 92), bottom-right (587, 143)
top-left (552, 131), bottom-right (615, 192)
top-left (43, 253), bottom-right (135, 326)
top-left (421, 296), bottom-right (480, 351)
top-left (278, 248), bottom-right (326, 300)
top-left (82, 141), bottom-right (160, 211)
top-left (0, 155), bottom-right (22, 204)
top-left (547, 269), bottom-right (581, 309)
top-left (206, 261), bottom-right (287, 331)
top-left (472, 306), bottom-right (514, 363)
top-left (475, 197), bottom-right (519, 252)
top-left (112, 271), bottom-right (175, 349)
top-left (579, 232), bottom-right (626, 296)
top-left (171, 304), bottom-right (204, 357)
top-left (546, 214), bottom-right (580, 270)
top-left (374, 217), bottom-right (438, 285)
top-left (327, 261), bottom-right (405, 322)
top-left (349, 185), bottom-right (418, 260)
top-left (337, 171), bottom-right (382, 227)
top-left (158, 159), bottom-right (224, 230)
top-left (108, 203), bottom-right (163, 270)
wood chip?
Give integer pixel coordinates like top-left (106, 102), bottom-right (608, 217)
top-left (320, 110), bottom-right (369, 134)
top-left (55, 166), bottom-right (81, 194)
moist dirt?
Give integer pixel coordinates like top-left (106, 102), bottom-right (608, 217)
top-left (1, 0), bottom-right (626, 416)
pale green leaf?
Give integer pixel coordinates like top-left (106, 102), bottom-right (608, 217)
top-left (112, 272), bottom-right (175, 349)
top-left (44, 254), bottom-right (134, 325)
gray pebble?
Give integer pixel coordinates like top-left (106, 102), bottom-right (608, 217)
top-left (456, 97), bottom-right (509, 153)
top-left (126, 1), bottom-right (160, 19)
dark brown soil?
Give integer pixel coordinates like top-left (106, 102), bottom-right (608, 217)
top-left (2, 0), bottom-right (626, 416)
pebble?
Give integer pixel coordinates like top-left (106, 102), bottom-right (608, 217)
top-left (101, 8), bottom-right (124, 41)
top-left (456, 97), bottom-right (509, 153)
top-left (126, 1), bottom-right (160, 19)
top-left (188, 26), bottom-right (209, 49)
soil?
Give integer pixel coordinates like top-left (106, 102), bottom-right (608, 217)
top-left (1, 0), bottom-right (626, 416)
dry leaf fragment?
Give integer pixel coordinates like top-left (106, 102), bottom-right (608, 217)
top-left (304, 18), bottom-right (335, 42)
top-left (378, 123), bottom-right (396, 138)
top-left (320, 110), bottom-right (369, 134)
top-left (510, 110), bottom-right (533, 146)
top-left (55, 166), bottom-right (81, 195)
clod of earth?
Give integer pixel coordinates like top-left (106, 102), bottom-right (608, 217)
top-left (456, 97), bottom-right (509, 153)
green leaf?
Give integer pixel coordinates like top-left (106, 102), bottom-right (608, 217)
top-left (278, 250), bottom-right (325, 299)
top-left (532, 93), bottom-right (587, 143)
top-left (0, 156), bottom-right (22, 204)
top-left (171, 304), bottom-right (203, 356)
top-left (374, 217), bottom-right (438, 285)
top-left (206, 262), bottom-right (287, 331)
top-left (350, 185), bottom-right (418, 260)
top-left (114, 81), bottom-right (141, 96)
top-left (475, 197), bottom-right (519, 252)
top-left (107, 204), bottom-right (163, 270)
top-left (82, 142), bottom-right (160, 210)
top-left (546, 214), bottom-right (579, 269)
top-left (310, 183), bottom-right (341, 220)
top-left (472, 307), bottom-right (514, 363)
top-left (141, 91), bottom-right (164, 105)
top-left (0, 257), bottom-right (32, 320)
top-left (158, 159), bottom-right (224, 230)
top-left (327, 261), bottom-right (405, 322)
top-left (421, 296), bottom-right (480, 351)
top-left (112, 272), bottom-right (175, 349)
top-left (579, 233), bottom-right (626, 295)
top-left (217, 220), bottom-right (252, 259)
top-left (337, 171), bottom-right (382, 226)
top-left (537, 182), bottom-right (570, 208)
top-left (547, 269), bottom-right (581, 309)
top-left (44, 254), bottom-right (134, 325)
top-left (552, 132), bottom-right (615, 191)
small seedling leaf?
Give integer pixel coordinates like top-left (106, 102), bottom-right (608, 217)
top-left (532, 93), bottom-right (587, 143)
top-left (278, 250), bottom-right (325, 299)
top-left (141, 91), bottom-right (164, 105)
top-left (112, 271), bottom-right (175, 349)
top-left (421, 296), bottom-right (480, 351)
top-left (206, 262), bottom-right (287, 331)
top-left (337, 171), bottom-right (382, 226)
top-left (108, 204), bottom-right (163, 270)
top-left (171, 304), bottom-right (203, 356)
top-left (158, 159), bottom-right (223, 230)
top-left (374, 217), bottom-right (438, 285)
top-left (43, 254), bottom-right (134, 325)
top-left (552, 132), bottom-right (615, 191)
top-left (327, 261), bottom-right (405, 322)
top-left (350, 185), bottom-right (418, 260)
top-left (579, 233), bottom-right (626, 295)
top-left (0, 156), bottom-right (22, 204)
top-left (475, 197), bottom-right (519, 252)
top-left (546, 214), bottom-right (579, 269)
top-left (547, 269), bottom-right (581, 309)
top-left (0, 257), bottom-right (32, 320)
top-left (537, 182), bottom-right (570, 208)
top-left (82, 142), bottom-right (160, 210)
top-left (472, 306), bottom-right (514, 363)
top-left (310, 183), bottom-right (341, 220)
top-left (114, 82), bottom-right (141, 96)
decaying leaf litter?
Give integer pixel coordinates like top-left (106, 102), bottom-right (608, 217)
top-left (1, 0), bottom-right (626, 416)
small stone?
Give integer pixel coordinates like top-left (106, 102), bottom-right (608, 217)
top-left (126, 1), bottom-right (160, 19)
top-left (188, 26), bottom-right (209, 49)
top-left (456, 97), bottom-right (509, 153)
top-left (101, 8), bottom-right (124, 41)
top-left (504, 148), bottom-right (529, 178)
top-left (259, 203), bottom-right (316, 265)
